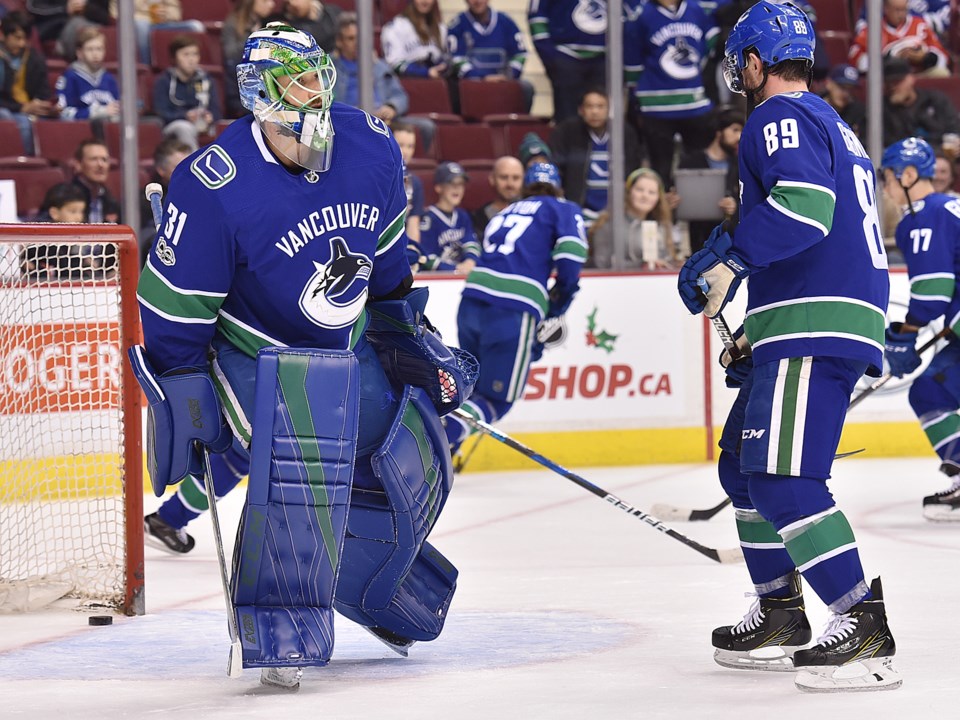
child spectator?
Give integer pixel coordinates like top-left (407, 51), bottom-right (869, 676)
top-left (588, 168), bottom-right (677, 270)
top-left (22, 181), bottom-right (88, 281)
top-left (416, 161), bottom-right (480, 273)
top-left (381, 0), bottom-right (448, 78)
top-left (392, 121), bottom-right (424, 245)
top-left (153, 34), bottom-right (222, 150)
top-left (0, 11), bottom-right (58, 155)
top-left (56, 25), bottom-right (119, 120)
top-left (222, 0), bottom-right (278, 117)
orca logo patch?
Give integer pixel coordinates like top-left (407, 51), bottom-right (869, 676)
top-left (298, 237), bottom-right (372, 329)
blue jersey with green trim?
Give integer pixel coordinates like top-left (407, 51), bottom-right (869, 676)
top-left (462, 195), bottom-right (586, 320)
top-left (735, 91), bottom-right (890, 372)
top-left (137, 107), bottom-right (411, 374)
top-left (418, 205), bottom-right (479, 271)
top-left (894, 193), bottom-right (960, 332)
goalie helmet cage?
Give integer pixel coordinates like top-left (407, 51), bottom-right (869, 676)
top-left (0, 224), bottom-right (144, 615)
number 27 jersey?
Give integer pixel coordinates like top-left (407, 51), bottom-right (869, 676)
top-left (734, 91), bottom-right (890, 372)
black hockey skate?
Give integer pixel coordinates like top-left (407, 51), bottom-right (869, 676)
top-left (144, 513), bottom-right (195, 554)
top-left (712, 571), bottom-right (811, 671)
top-left (794, 577), bottom-right (901, 692)
top-left (922, 464), bottom-right (960, 521)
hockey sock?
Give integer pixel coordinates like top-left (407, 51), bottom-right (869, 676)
top-left (734, 507), bottom-right (795, 597)
top-left (918, 410), bottom-right (960, 462)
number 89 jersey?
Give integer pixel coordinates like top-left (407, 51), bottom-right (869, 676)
top-left (463, 195), bottom-right (587, 320)
top-left (734, 91), bottom-right (890, 373)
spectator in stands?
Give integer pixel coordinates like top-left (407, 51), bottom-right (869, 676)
top-left (676, 105), bottom-right (741, 254)
top-left (883, 55), bottom-right (960, 147)
top-left (549, 87), bottom-right (644, 225)
top-left (331, 12), bottom-right (435, 148)
top-left (222, 0), bottom-right (278, 117)
top-left (69, 137), bottom-right (119, 223)
top-left (56, 25), bottom-right (119, 120)
top-left (392, 121), bottom-right (424, 245)
top-left (22, 182), bottom-right (88, 281)
top-left (855, 0), bottom-right (951, 42)
top-left (26, 0), bottom-right (110, 60)
top-left (471, 154), bottom-right (523, 236)
top-left (588, 167), bottom-right (677, 270)
top-left (121, 1), bottom-right (205, 66)
top-left (281, 0), bottom-right (340, 53)
top-left (138, 137), bottom-right (191, 265)
top-left (416, 161), bottom-right (479, 273)
top-left (850, 0), bottom-right (950, 77)
top-left (932, 150), bottom-right (960, 197)
top-left (820, 63), bottom-right (865, 140)
top-left (625, 0), bottom-right (717, 188)
top-left (529, 0), bottom-right (605, 123)
top-left (447, 0), bottom-right (533, 112)
top-left (153, 34), bottom-right (222, 150)
top-left (518, 131), bottom-right (551, 168)
top-left (0, 11), bottom-right (57, 154)
top-left (381, 0), bottom-right (448, 78)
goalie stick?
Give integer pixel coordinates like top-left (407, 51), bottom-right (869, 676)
top-left (453, 409), bottom-right (743, 564)
top-left (146, 183), bottom-right (243, 678)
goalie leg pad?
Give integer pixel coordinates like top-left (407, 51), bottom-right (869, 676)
top-left (232, 348), bottom-right (360, 668)
top-left (334, 386), bottom-right (458, 641)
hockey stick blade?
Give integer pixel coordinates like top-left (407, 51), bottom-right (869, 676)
top-left (455, 409), bottom-right (743, 564)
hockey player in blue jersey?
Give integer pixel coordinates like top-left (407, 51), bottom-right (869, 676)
top-left (131, 23), bottom-right (474, 690)
top-left (677, 2), bottom-right (900, 692)
top-left (881, 137), bottom-right (960, 521)
top-left (445, 161), bottom-right (586, 450)
top-left (415, 161), bottom-right (481, 272)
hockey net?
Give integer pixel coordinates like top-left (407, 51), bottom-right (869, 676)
top-left (0, 224), bottom-right (143, 615)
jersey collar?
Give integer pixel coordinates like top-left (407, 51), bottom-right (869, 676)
top-left (250, 121), bottom-right (280, 165)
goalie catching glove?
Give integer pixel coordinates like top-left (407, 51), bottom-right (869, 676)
top-left (678, 226), bottom-right (750, 318)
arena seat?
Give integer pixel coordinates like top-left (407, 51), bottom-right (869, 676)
top-left (458, 79), bottom-right (527, 121)
top-left (435, 123), bottom-right (496, 163)
top-left (33, 120), bottom-right (97, 167)
top-left (0, 166), bottom-right (66, 218)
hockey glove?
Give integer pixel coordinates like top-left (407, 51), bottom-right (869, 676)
top-left (547, 280), bottom-right (578, 318)
top-left (677, 230), bottom-right (749, 317)
top-left (884, 322), bottom-right (921, 377)
top-left (718, 325), bottom-right (753, 389)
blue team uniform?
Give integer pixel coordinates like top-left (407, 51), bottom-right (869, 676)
top-left (895, 194), bottom-right (960, 470)
top-left (448, 194), bottom-right (586, 446)
top-left (417, 204), bottom-right (480, 271)
top-left (718, 91), bottom-right (889, 610)
top-left (447, 8), bottom-right (527, 79)
top-left (55, 63), bottom-right (120, 120)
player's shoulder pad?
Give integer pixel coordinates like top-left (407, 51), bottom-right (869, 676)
top-left (189, 143), bottom-right (237, 190)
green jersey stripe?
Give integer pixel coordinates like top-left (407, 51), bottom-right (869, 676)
top-left (217, 311), bottom-right (287, 358)
top-left (465, 268), bottom-right (549, 315)
top-left (911, 276), bottom-right (955, 299)
top-left (376, 209), bottom-right (406, 255)
top-left (767, 182), bottom-right (835, 235)
top-left (745, 299), bottom-right (885, 351)
top-left (138, 262), bottom-right (224, 322)
top-left (553, 239), bottom-right (588, 260)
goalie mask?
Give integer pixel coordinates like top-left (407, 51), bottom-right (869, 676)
top-left (238, 22), bottom-right (337, 173)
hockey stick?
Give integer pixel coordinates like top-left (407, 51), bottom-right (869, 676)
top-left (146, 183), bottom-right (242, 677)
top-left (452, 409), bottom-right (743, 564)
top-left (848, 327), bottom-right (953, 410)
top-left (452, 432), bottom-right (483, 474)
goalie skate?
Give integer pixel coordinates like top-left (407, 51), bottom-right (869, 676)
top-left (712, 572), bottom-right (811, 672)
top-left (363, 625), bottom-right (417, 657)
top-left (794, 577), bottom-right (901, 693)
top-left (260, 666), bottom-right (303, 690)
top-left (922, 471), bottom-right (960, 521)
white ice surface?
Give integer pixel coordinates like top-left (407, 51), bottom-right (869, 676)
top-left (0, 457), bottom-right (957, 719)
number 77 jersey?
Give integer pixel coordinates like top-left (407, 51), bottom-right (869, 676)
top-left (734, 91), bottom-right (890, 374)
top-left (463, 195), bottom-right (587, 321)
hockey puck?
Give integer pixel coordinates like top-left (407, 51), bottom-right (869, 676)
top-left (88, 615), bottom-right (113, 626)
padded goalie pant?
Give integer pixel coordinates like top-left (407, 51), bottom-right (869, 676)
top-left (212, 336), bottom-right (456, 668)
top-left (907, 341), bottom-right (960, 470)
top-left (718, 357), bottom-right (871, 613)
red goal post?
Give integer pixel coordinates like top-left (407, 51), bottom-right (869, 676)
top-left (0, 223), bottom-right (144, 615)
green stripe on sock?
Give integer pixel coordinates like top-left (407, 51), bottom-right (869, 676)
top-left (924, 413), bottom-right (960, 448)
top-left (178, 474), bottom-right (209, 512)
top-left (783, 511), bottom-right (856, 569)
top-left (736, 516), bottom-right (783, 545)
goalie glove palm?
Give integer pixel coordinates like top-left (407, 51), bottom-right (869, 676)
top-left (678, 229), bottom-right (750, 318)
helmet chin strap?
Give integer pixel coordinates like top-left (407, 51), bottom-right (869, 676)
top-left (900, 175), bottom-right (920, 215)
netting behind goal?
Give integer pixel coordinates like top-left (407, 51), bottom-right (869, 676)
top-left (0, 224), bottom-right (143, 615)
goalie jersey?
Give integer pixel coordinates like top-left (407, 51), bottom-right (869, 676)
top-left (895, 193), bottom-right (960, 332)
top-left (735, 91), bottom-right (889, 372)
top-left (462, 195), bottom-right (586, 320)
top-left (137, 107), bottom-right (411, 374)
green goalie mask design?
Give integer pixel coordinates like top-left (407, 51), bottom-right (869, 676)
top-left (237, 22), bottom-right (338, 172)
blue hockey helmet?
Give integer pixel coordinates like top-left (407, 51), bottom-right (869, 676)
top-left (880, 137), bottom-right (936, 180)
top-left (723, 1), bottom-right (815, 95)
top-left (237, 22), bottom-right (337, 172)
top-left (524, 162), bottom-right (562, 190)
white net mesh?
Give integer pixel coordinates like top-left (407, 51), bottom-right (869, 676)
top-left (0, 236), bottom-right (135, 612)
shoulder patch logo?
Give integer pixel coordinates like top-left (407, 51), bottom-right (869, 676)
top-left (298, 237), bottom-right (372, 329)
top-left (365, 112), bottom-right (390, 137)
top-left (191, 146), bottom-right (237, 189)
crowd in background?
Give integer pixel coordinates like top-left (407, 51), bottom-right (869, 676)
top-left (1, 0), bottom-right (959, 279)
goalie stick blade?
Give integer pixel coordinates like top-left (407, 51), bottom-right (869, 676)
top-left (227, 641), bottom-right (243, 678)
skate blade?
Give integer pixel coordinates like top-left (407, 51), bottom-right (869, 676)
top-left (795, 657), bottom-right (902, 693)
top-left (922, 505), bottom-right (960, 522)
top-left (362, 626), bottom-right (416, 657)
top-left (713, 647), bottom-right (800, 672)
